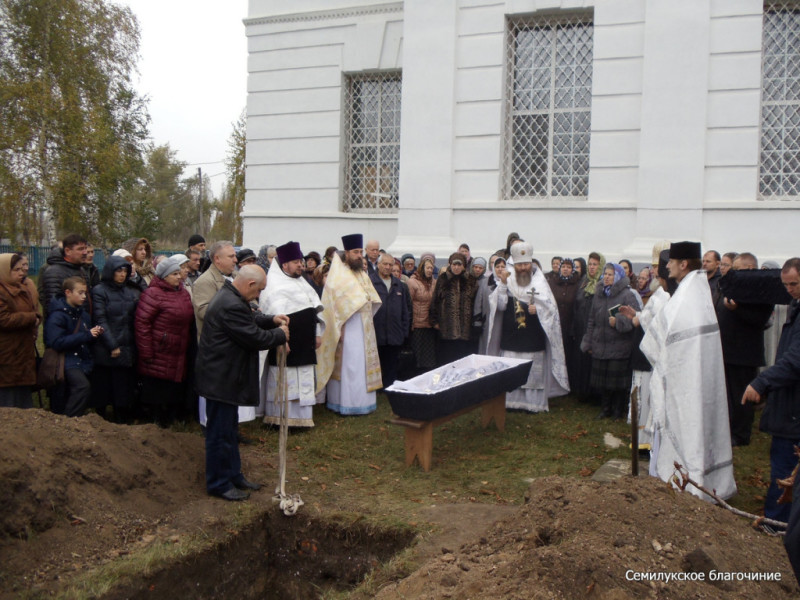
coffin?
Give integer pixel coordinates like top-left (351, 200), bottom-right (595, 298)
top-left (385, 354), bottom-right (532, 421)
top-left (718, 268), bottom-right (792, 305)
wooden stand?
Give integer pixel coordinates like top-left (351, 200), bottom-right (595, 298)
top-left (388, 393), bottom-right (506, 472)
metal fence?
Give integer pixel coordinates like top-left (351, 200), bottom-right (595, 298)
top-left (0, 245), bottom-right (178, 276)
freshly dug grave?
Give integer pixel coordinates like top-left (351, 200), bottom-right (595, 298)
top-left (1, 408), bottom-right (798, 599)
top-left (375, 476), bottom-right (798, 600)
top-left (0, 409), bottom-right (413, 599)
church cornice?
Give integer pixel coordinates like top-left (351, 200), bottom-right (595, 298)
top-left (244, 2), bottom-right (403, 26)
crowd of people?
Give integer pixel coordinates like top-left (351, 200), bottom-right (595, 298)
top-left (1, 231), bottom-right (799, 536)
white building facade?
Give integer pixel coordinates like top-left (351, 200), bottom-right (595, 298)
top-left (243, 0), bottom-right (800, 263)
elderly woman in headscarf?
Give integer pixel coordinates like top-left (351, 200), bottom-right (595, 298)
top-left (0, 253), bottom-right (40, 408)
top-left (400, 253), bottom-right (416, 278)
top-left (474, 256), bottom-right (505, 354)
top-left (572, 251), bottom-right (605, 401)
top-left (580, 263), bottom-right (639, 419)
top-left (636, 266), bottom-right (654, 306)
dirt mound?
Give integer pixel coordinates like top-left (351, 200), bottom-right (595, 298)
top-left (376, 476), bottom-right (798, 599)
top-left (0, 409), bottom-right (214, 597)
top-left (2, 409), bottom-right (799, 599)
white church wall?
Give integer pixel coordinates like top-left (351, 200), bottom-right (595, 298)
top-left (244, 0), bottom-right (799, 263)
top-left (243, 2), bottom-right (403, 250)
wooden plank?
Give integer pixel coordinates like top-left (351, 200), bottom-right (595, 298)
top-left (389, 393), bottom-right (507, 472)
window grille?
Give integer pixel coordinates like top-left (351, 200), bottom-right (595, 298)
top-left (503, 14), bottom-right (593, 200)
top-left (760, 3), bottom-right (800, 198)
top-left (342, 72), bottom-right (402, 212)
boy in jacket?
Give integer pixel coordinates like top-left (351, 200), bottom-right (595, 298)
top-left (44, 277), bottom-right (103, 416)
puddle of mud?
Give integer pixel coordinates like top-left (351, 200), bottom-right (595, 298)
top-left (101, 512), bottom-right (415, 599)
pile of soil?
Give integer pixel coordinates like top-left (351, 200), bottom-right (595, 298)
top-left (0, 409), bottom-right (212, 597)
top-left (1, 409), bottom-right (797, 599)
top-left (376, 476), bottom-right (798, 599)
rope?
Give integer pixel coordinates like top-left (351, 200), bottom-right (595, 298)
top-left (274, 345), bottom-right (304, 516)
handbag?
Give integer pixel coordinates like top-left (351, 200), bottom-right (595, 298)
top-left (36, 316), bottom-right (82, 389)
top-left (36, 348), bottom-right (65, 390)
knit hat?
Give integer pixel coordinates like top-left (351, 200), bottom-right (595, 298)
top-left (472, 257), bottom-right (487, 269)
top-left (112, 248), bottom-right (132, 260)
top-left (170, 253), bottom-right (190, 265)
top-left (188, 234), bottom-right (205, 247)
top-left (156, 256), bottom-right (181, 278)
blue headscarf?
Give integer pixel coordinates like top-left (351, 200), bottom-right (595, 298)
top-left (603, 263), bottom-right (625, 296)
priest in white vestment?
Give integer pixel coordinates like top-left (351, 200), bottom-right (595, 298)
top-left (640, 241), bottom-right (736, 501)
top-left (316, 234), bottom-right (382, 415)
top-left (485, 241), bottom-right (569, 412)
top-left (258, 242), bottom-right (325, 428)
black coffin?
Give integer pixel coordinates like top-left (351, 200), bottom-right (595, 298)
top-left (385, 354), bottom-right (532, 421)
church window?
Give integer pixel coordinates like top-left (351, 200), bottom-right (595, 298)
top-left (342, 72), bottom-right (402, 212)
top-left (760, 3), bottom-right (800, 198)
top-left (504, 14), bottom-right (593, 199)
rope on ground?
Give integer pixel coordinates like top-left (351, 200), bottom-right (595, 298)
top-left (274, 345), bottom-right (304, 516)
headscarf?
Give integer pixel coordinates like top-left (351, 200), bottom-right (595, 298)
top-left (413, 256), bottom-right (435, 286)
top-left (488, 256), bottom-right (505, 288)
top-left (257, 244), bottom-right (271, 272)
top-left (0, 253), bottom-right (18, 286)
top-left (471, 256), bottom-right (487, 276)
top-left (420, 252), bottom-right (439, 278)
top-left (637, 267), bottom-right (654, 300)
top-left (559, 258), bottom-right (574, 282)
top-left (401, 253), bottom-right (416, 277)
top-left (583, 252), bottom-right (606, 296)
top-left (603, 263), bottom-right (624, 297)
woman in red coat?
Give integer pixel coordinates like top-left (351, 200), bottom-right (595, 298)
top-left (135, 257), bottom-right (194, 427)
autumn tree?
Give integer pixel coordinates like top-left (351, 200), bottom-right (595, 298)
top-left (0, 0), bottom-right (149, 245)
top-left (209, 111), bottom-right (245, 245)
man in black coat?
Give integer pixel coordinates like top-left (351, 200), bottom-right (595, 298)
top-left (743, 258), bottom-right (800, 527)
top-left (39, 234), bottom-right (91, 319)
top-left (715, 252), bottom-right (773, 446)
top-left (370, 253), bottom-right (411, 388)
top-left (196, 265), bottom-right (289, 501)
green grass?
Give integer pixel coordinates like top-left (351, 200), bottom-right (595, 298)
top-left (240, 393), bottom-right (772, 522)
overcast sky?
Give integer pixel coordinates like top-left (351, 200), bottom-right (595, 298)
top-left (116, 0), bottom-right (249, 195)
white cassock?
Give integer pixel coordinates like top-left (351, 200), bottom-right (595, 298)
top-left (485, 266), bottom-right (569, 412)
top-left (627, 288), bottom-right (670, 447)
top-left (315, 254), bottom-right (383, 416)
top-left (326, 312), bottom-right (376, 415)
top-left (257, 258), bottom-right (325, 427)
top-left (641, 270), bottom-right (736, 501)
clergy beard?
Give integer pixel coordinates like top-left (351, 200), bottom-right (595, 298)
top-left (347, 255), bottom-right (364, 272)
top-left (515, 269), bottom-right (532, 287)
